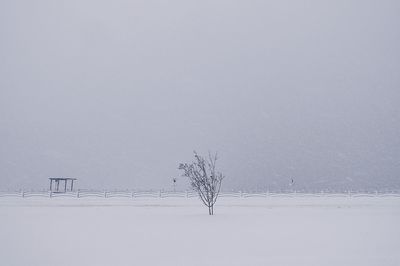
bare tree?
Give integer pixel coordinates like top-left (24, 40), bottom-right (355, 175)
top-left (179, 151), bottom-right (224, 215)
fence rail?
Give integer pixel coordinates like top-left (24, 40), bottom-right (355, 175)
top-left (0, 190), bottom-right (400, 199)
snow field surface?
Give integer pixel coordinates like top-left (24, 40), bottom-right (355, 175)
top-left (1, 196), bottom-right (399, 266)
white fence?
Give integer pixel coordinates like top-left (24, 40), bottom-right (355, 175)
top-left (0, 190), bottom-right (399, 199)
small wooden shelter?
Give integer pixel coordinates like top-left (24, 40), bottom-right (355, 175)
top-left (49, 178), bottom-right (76, 192)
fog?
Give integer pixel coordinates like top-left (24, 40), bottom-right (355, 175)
top-left (0, 0), bottom-right (399, 191)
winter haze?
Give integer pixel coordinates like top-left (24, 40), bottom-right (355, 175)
top-left (0, 0), bottom-right (399, 191)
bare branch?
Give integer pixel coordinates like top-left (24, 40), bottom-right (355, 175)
top-left (178, 151), bottom-right (225, 215)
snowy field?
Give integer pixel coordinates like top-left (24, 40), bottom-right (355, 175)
top-left (1, 196), bottom-right (399, 266)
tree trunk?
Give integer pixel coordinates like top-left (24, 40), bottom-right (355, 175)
top-left (208, 205), bottom-right (214, 215)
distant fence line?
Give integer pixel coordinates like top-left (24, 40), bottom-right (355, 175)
top-left (0, 190), bottom-right (400, 198)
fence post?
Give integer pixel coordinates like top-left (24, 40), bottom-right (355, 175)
top-left (104, 190), bottom-right (107, 198)
top-left (131, 191), bottom-right (134, 198)
top-left (21, 190), bottom-right (24, 198)
top-left (239, 191), bottom-right (243, 198)
top-left (159, 190), bottom-right (162, 198)
top-left (77, 190), bottom-right (80, 198)
top-left (49, 191), bottom-right (52, 198)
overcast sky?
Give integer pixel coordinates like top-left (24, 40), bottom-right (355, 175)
top-left (0, 0), bottom-right (399, 191)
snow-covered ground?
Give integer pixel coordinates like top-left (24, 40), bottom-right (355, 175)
top-left (1, 196), bottom-right (399, 266)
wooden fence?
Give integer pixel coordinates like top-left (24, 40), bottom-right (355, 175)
top-left (0, 190), bottom-right (399, 198)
